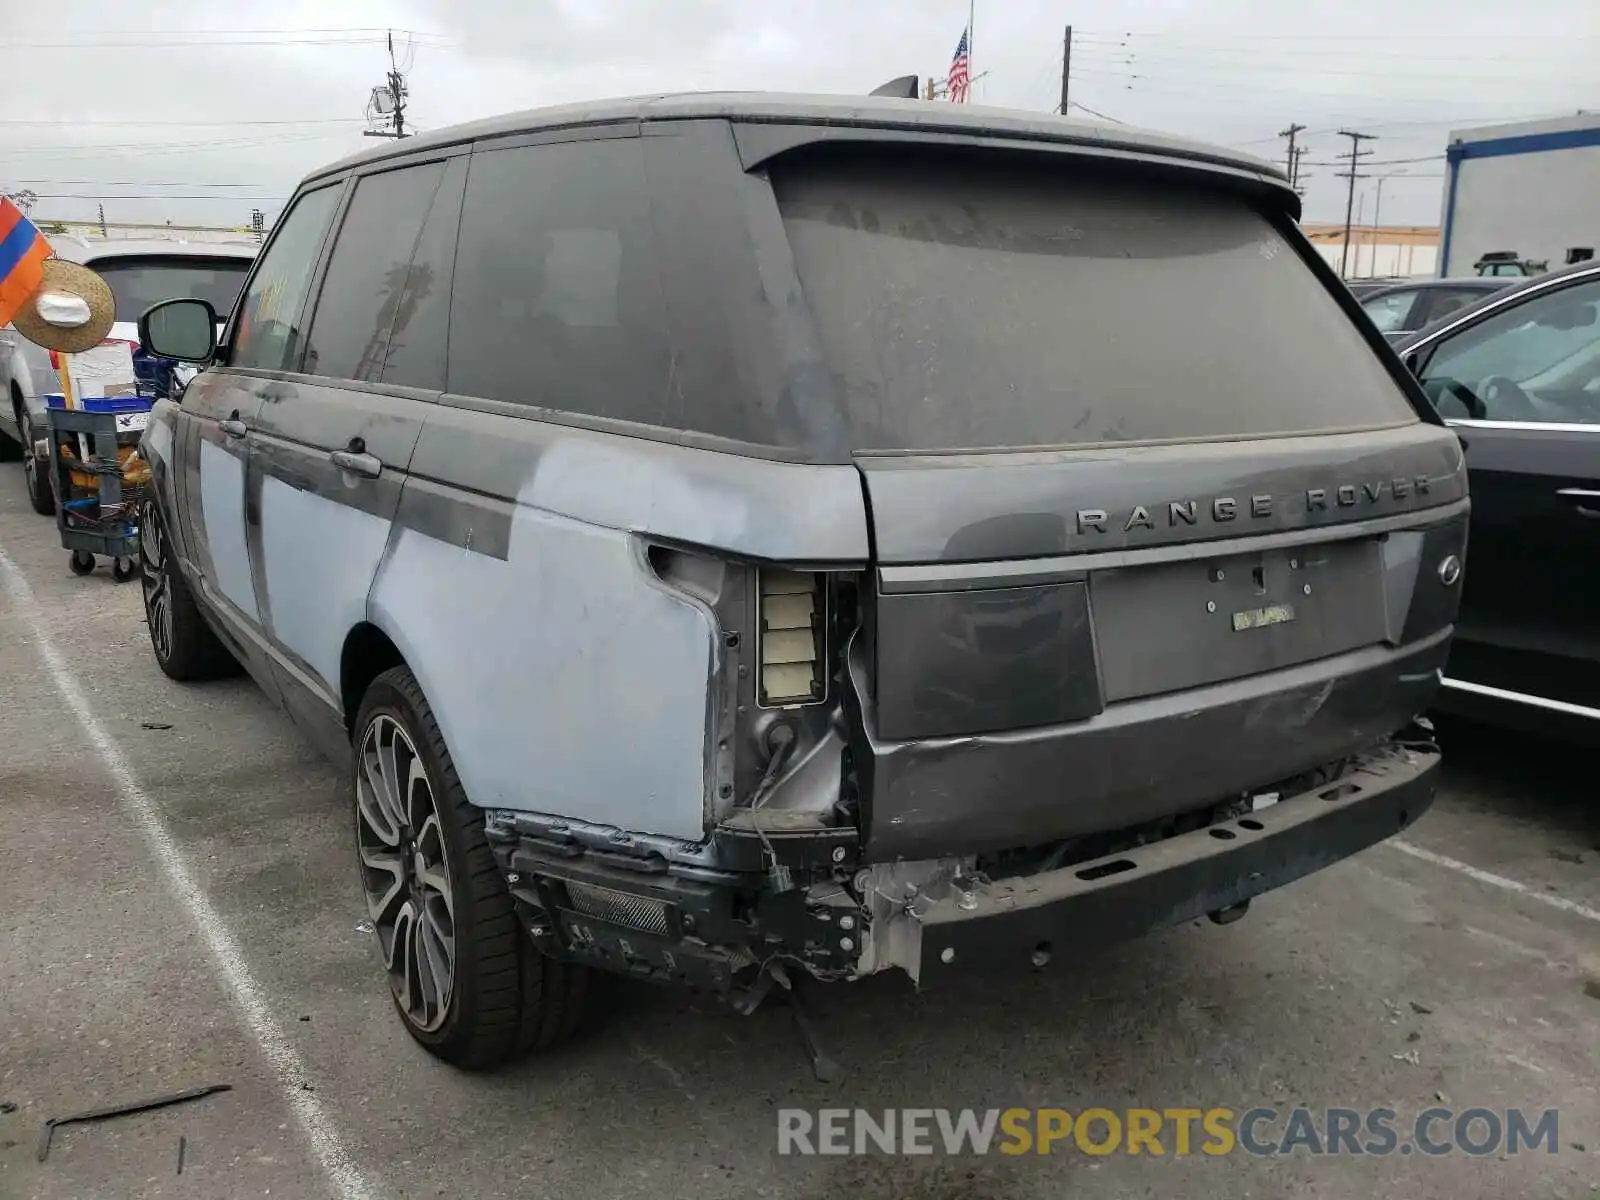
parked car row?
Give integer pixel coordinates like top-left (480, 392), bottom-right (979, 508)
top-left (2, 96), bottom-right (1593, 1079)
top-left (1357, 277), bottom-right (1509, 343)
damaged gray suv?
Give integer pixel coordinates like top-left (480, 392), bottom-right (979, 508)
top-left (134, 94), bottom-right (1466, 1071)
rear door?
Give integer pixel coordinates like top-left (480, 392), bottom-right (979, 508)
top-left (177, 185), bottom-right (342, 671)
top-left (247, 154), bottom-right (465, 752)
top-left (772, 149), bottom-right (1458, 741)
top-left (1414, 270), bottom-right (1600, 716)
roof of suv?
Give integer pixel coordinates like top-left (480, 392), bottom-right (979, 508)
top-left (309, 90), bottom-right (1288, 192)
top-left (47, 236), bottom-right (258, 265)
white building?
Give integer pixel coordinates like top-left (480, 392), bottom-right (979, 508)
top-left (1439, 112), bottom-right (1600, 277)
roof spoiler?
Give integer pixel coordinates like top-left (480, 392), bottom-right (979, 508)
top-left (868, 75), bottom-right (921, 99)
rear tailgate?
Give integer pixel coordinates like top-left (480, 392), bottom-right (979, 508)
top-left (772, 147), bottom-right (1467, 859)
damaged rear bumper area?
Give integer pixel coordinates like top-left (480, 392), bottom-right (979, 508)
top-left (875, 743), bottom-right (1438, 987)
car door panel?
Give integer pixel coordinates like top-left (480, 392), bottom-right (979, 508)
top-left (1410, 268), bottom-right (1600, 718)
top-left (170, 183), bottom-right (345, 695)
top-left (198, 434), bottom-right (260, 619)
top-left (1446, 420), bottom-right (1600, 709)
top-left (249, 381), bottom-right (427, 719)
top-left (174, 370), bottom-right (269, 644)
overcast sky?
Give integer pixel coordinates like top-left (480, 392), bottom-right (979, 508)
top-left (3, 0), bottom-right (1594, 231)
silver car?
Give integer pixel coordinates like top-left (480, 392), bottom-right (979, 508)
top-left (0, 237), bottom-right (255, 514)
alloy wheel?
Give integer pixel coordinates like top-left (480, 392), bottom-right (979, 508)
top-left (138, 502), bottom-right (174, 662)
top-left (356, 714), bottom-right (456, 1033)
top-left (20, 411), bottom-right (41, 503)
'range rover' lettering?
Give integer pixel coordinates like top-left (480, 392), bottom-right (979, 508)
top-left (1070, 477), bottom-right (1432, 540)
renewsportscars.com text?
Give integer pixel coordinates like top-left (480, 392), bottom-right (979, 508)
top-left (777, 1106), bottom-right (1560, 1158)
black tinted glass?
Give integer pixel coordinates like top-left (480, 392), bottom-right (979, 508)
top-left (776, 154), bottom-right (1416, 451)
top-left (233, 186), bottom-right (341, 372)
top-left (93, 258), bottom-right (250, 321)
top-left (449, 138), bottom-right (670, 426)
top-left (379, 158), bottom-right (465, 391)
top-left (305, 162), bottom-right (448, 384)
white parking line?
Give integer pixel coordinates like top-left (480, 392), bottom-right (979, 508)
top-left (1387, 838), bottom-right (1600, 924)
top-left (0, 544), bottom-right (375, 1200)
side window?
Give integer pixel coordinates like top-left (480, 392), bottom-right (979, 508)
top-left (1361, 289), bottom-right (1419, 333)
top-left (232, 186), bottom-right (341, 372)
top-left (1421, 288), bottom-right (1484, 325)
top-left (380, 158), bottom-right (466, 390)
top-left (304, 161), bottom-right (460, 387)
top-left (1420, 279), bottom-right (1600, 424)
top-left (448, 137), bottom-right (670, 426)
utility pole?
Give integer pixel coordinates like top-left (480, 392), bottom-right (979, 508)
top-left (1060, 25), bottom-right (1072, 114)
top-left (1290, 143), bottom-right (1310, 197)
top-left (363, 30), bottom-right (410, 139)
top-left (1336, 129), bottom-right (1376, 279)
top-left (1279, 122), bottom-right (1305, 184)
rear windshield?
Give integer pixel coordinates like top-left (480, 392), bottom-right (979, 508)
top-left (91, 256), bottom-right (252, 323)
top-left (774, 154), bottom-right (1416, 452)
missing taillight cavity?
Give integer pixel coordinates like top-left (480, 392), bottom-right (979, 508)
top-left (757, 569), bottom-right (827, 707)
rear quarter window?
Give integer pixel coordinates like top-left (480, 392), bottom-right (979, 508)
top-left (447, 137), bottom-right (671, 426)
top-left (775, 152), bottom-right (1417, 452)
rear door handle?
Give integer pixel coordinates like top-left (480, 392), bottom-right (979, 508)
top-left (219, 416), bottom-right (247, 438)
top-left (1556, 487), bottom-right (1600, 518)
top-left (330, 449), bottom-right (382, 479)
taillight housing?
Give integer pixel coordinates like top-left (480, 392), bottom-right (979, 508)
top-left (756, 569), bottom-right (828, 707)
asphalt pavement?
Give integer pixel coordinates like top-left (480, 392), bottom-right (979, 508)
top-left (0, 462), bottom-right (1596, 1200)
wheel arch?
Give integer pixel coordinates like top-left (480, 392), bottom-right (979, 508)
top-left (340, 620), bottom-right (408, 737)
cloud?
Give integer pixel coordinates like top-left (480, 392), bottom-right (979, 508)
top-left (2, 0), bottom-right (1593, 228)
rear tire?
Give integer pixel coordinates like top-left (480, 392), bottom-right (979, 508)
top-left (138, 499), bottom-right (239, 680)
top-left (19, 407), bottom-right (55, 517)
top-left (354, 666), bottom-right (592, 1069)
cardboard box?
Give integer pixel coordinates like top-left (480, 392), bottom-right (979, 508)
top-left (56, 340), bottom-right (137, 407)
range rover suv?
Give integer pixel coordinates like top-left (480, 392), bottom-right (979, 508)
top-left (134, 93), bottom-right (1466, 1070)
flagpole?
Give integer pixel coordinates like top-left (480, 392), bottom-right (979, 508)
top-left (968, 0), bottom-right (975, 85)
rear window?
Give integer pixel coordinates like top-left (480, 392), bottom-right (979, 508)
top-left (91, 256), bottom-right (251, 323)
top-left (775, 154), bottom-right (1416, 452)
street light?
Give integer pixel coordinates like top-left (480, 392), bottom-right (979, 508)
top-left (1366, 171), bottom-right (1408, 278)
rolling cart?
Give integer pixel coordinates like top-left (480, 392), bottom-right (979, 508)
top-left (42, 394), bottom-right (151, 582)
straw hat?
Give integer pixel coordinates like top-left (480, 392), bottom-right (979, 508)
top-left (11, 259), bottom-right (115, 354)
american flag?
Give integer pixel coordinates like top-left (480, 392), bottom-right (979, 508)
top-left (947, 27), bottom-right (971, 103)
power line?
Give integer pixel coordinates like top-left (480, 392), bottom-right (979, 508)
top-left (1068, 101), bottom-right (1124, 124)
top-left (1072, 28), bottom-right (1600, 42)
top-left (1299, 154), bottom-right (1445, 167)
top-left (28, 192), bottom-right (286, 200)
top-left (0, 118), bottom-right (364, 127)
top-left (1070, 65), bottom-right (1589, 104)
top-left (0, 27), bottom-right (449, 50)
top-left (4, 129), bottom-right (358, 157)
top-left (7, 180), bottom-right (270, 188)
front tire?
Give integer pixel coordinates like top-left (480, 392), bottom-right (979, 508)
top-left (138, 499), bottom-right (239, 680)
top-left (354, 666), bottom-right (590, 1069)
top-left (20, 408), bottom-right (55, 517)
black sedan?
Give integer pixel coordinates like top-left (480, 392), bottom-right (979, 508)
top-left (1394, 260), bottom-right (1600, 739)
top-left (1359, 277), bottom-right (1509, 343)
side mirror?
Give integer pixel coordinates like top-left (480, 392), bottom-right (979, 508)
top-left (138, 297), bottom-right (218, 363)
